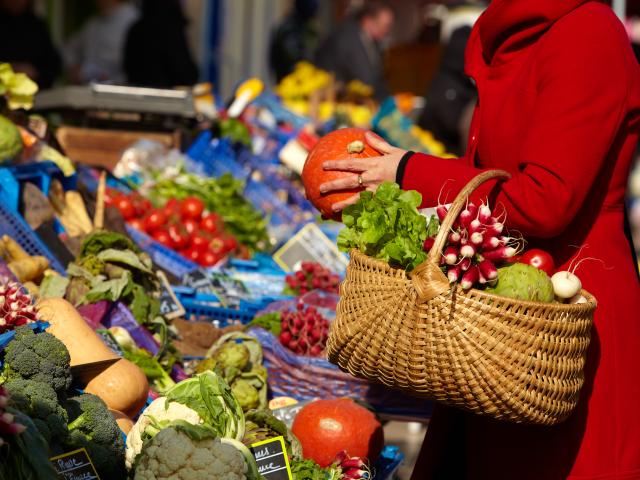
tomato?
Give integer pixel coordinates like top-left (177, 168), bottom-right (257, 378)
top-left (133, 198), bottom-right (153, 216)
top-left (200, 250), bottom-right (222, 267)
top-left (128, 218), bottom-right (144, 231)
top-left (143, 210), bottom-right (167, 233)
top-left (163, 198), bottom-right (182, 216)
top-left (190, 231), bottom-right (211, 250)
top-left (519, 249), bottom-right (555, 276)
top-left (168, 224), bottom-right (189, 250)
top-left (180, 197), bottom-right (205, 220)
top-left (221, 234), bottom-right (238, 252)
top-left (182, 248), bottom-right (201, 263)
top-left (114, 196), bottom-right (136, 220)
top-left (200, 213), bottom-right (222, 233)
top-left (152, 229), bottom-right (174, 248)
top-left (183, 218), bottom-right (199, 235)
top-left (104, 187), bottom-right (119, 207)
top-left (209, 237), bottom-right (226, 255)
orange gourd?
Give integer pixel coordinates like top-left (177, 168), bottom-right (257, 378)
top-left (302, 128), bottom-right (379, 220)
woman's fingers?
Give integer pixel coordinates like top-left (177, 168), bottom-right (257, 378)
top-left (365, 131), bottom-right (394, 154)
top-left (323, 157), bottom-right (379, 172)
top-left (331, 193), bottom-right (361, 212)
top-left (319, 174), bottom-right (360, 193)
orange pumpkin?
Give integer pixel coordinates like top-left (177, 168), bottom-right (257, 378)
top-left (302, 128), bottom-right (379, 220)
top-left (291, 398), bottom-right (384, 467)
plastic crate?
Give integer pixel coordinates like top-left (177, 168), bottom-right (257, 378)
top-left (0, 202), bottom-right (66, 273)
top-left (126, 225), bottom-right (198, 278)
top-left (186, 134), bottom-right (249, 180)
top-left (173, 287), bottom-right (260, 326)
top-left (0, 161), bottom-right (77, 213)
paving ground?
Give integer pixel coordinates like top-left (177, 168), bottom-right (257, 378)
top-left (383, 421), bottom-right (428, 479)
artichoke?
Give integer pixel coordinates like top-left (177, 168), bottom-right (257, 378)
top-left (485, 263), bottom-right (555, 302)
top-left (242, 410), bottom-right (303, 461)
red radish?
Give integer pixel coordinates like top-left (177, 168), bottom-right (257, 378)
top-left (443, 246), bottom-right (458, 265)
top-left (481, 246), bottom-right (517, 262)
top-left (468, 219), bottom-right (483, 235)
top-left (478, 259), bottom-right (498, 281)
top-left (310, 345), bottom-right (323, 356)
top-left (482, 236), bottom-right (500, 250)
top-left (478, 204), bottom-right (492, 224)
top-left (460, 258), bottom-right (472, 271)
top-left (460, 244), bottom-right (475, 258)
top-left (280, 331), bottom-right (292, 344)
top-left (461, 266), bottom-right (479, 290)
top-left (459, 202), bottom-right (477, 228)
top-left (436, 205), bottom-right (448, 222)
top-left (447, 265), bottom-right (461, 283)
top-left (448, 231), bottom-right (461, 244)
top-left (470, 231), bottom-right (484, 246)
top-left (486, 222), bottom-right (504, 237)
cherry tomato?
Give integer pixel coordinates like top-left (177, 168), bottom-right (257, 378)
top-left (209, 237), bottom-right (226, 255)
top-left (128, 218), bottom-right (144, 231)
top-left (168, 224), bottom-right (189, 250)
top-left (143, 210), bottom-right (167, 233)
top-left (200, 213), bottom-right (222, 233)
top-left (114, 196), bottom-right (136, 220)
top-left (200, 250), bottom-right (222, 267)
top-left (152, 229), bottom-right (174, 248)
top-left (163, 198), bottom-right (182, 216)
top-left (519, 249), bottom-right (555, 276)
top-left (191, 231), bottom-right (211, 250)
top-left (181, 197), bottom-right (205, 220)
top-left (133, 198), bottom-right (153, 216)
top-left (104, 187), bottom-right (119, 207)
top-left (183, 218), bottom-right (199, 235)
top-left (182, 248), bottom-right (201, 263)
top-left (221, 234), bottom-right (238, 252)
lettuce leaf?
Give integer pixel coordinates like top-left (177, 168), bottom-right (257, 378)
top-left (337, 182), bottom-right (430, 270)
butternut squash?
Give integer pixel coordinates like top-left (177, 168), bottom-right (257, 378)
top-left (110, 409), bottom-right (134, 436)
top-left (37, 297), bottom-right (149, 417)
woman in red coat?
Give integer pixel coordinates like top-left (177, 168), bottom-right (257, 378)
top-left (320, 0), bottom-right (640, 478)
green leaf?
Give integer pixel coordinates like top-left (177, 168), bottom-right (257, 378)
top-left (84, 270), bottom-right (132, 303)
top-left (38, 274), bottom-right (69, 299)
top-left (96, 249), bottom-right (153, 273)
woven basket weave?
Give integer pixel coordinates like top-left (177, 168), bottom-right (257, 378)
top-left (327, 170), bottom-right (596, 425)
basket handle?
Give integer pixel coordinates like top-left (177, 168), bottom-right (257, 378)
top-left (411, 169), bottom-right (511, 303)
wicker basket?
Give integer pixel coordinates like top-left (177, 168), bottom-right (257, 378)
top-left (327, 170), bottom-right (596, 425)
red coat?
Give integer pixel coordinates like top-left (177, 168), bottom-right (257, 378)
top-left (405, 1), bottom-right (640, 479)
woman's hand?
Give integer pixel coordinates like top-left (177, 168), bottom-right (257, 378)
top-left (319, 132), bottom-right (407, 213)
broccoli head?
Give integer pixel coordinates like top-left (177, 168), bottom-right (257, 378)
top-left (65, 393), bottom-right (126, 479)
top-left (3, 378), bottom-right (68, 448)
top-left (3, 327), bottom-right (72, 395)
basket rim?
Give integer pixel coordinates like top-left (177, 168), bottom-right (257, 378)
top-left (348, 249), bottom-right (597, 311)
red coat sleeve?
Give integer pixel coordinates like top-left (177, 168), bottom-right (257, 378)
top-left (401, 12), bottom-right (630, 238)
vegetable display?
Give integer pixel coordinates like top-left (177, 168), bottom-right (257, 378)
top-left (149, 169), bottom-right (269, 253)
top-left (284, 261), bottom-right (340, 296)
top-left (302, 128), bottom-right (378, 220)
top-left (279, 303), bottom-right (330, 357)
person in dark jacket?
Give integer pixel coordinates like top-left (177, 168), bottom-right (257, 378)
top-left (124, 0), bottom-right (198, 88)
top-left (314, 1), bottom-right (394, 100)
top-left (0, 0), bottom-right (61, 89)
top-left (417, 26), bottom-right (476, 155)
top-left (269, 0), bottom-right (319, 82)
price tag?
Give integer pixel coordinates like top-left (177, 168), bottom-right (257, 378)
top-left (181, 268), bottom-right (216, 294)
top-left (251, 436), bottom-right (292, 480)
top-left (156, 271), bottom-right (186, 319)
top-left (272, 223), bottom-right (348, 274)
top-left (50, 448), bottom-right (100, 480)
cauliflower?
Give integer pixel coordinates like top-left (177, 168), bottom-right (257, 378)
top-left (126, 397), bottom-right (203, 469)
top-left (134, 427), bottom-right (249, 480)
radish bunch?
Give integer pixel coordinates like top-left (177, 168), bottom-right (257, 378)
top-left (278, 303), bottom-right (330, 357)
top-left (0, 386), bottom-right (26, 445)
top-left (0, 283), bottom-right (37, 334)
top-left (333, 450), bottom-right (371, 479)
top-left (426, 201), bottom-right (520, 290)
top-left (284, 262), bottom-right (340, 296)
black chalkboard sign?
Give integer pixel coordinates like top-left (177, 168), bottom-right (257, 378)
top-left (156, 271), bottom-right (186, 319)
top-left (50, 448), bottom-right (100, 480)
top-left (181, 268), bottom-right (216, 294)
top-left (250, 436), bottom-right (292, 479)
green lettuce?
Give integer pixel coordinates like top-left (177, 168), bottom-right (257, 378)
top-left (337, 182), bottom-right (430, 270)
